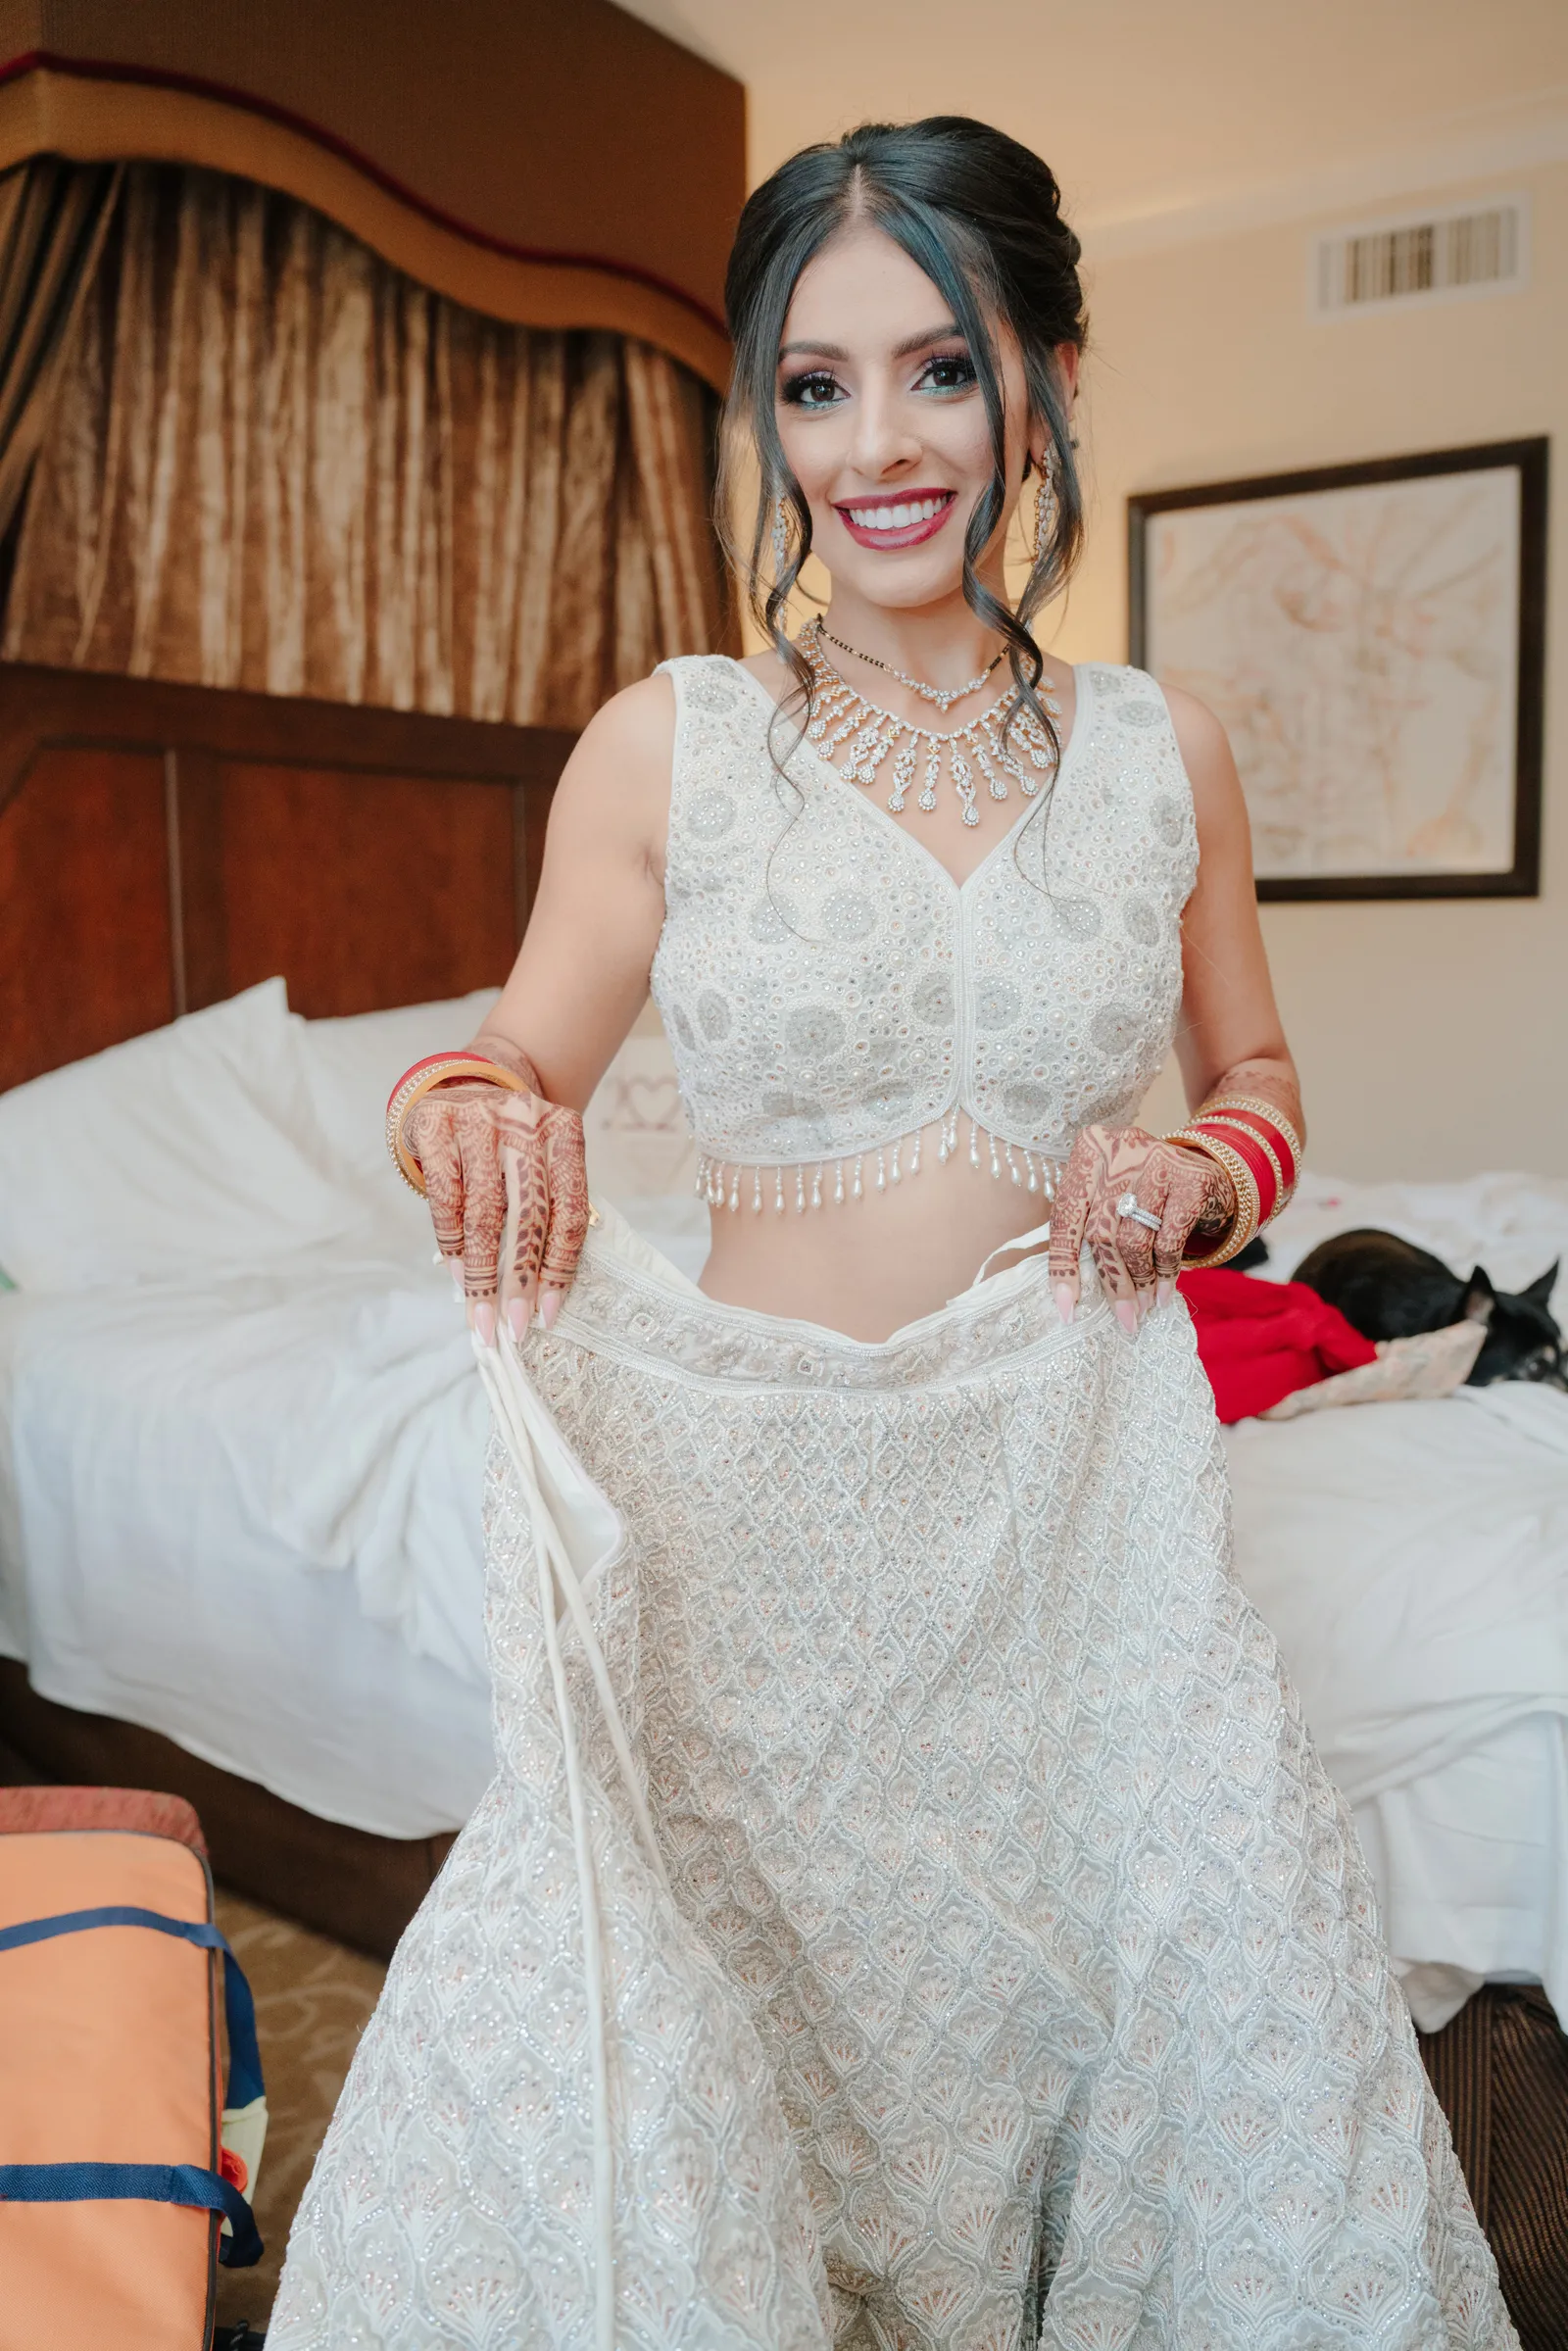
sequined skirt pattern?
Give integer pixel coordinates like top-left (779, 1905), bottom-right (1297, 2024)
top-left (270, 1240), bottom-right (1517, 2351)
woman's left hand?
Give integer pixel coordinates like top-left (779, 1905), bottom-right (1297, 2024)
top-left (1046, 1123), bottom-right (1236, 1332)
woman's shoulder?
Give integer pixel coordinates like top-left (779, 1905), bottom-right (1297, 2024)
top-left (547, 673), bottom-right (679, 852)
top-left (1154, 677), bottom-right (1229, 762)
top-left (1089, 663), bottom-right (1234, 780)
top-left (1143, 678), bottom-right (1248, 854)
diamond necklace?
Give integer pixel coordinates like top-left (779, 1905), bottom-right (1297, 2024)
top-left (799, 623), bottom-right (1063, 828)
top-left (809, 615), bottom-right (1003, 711)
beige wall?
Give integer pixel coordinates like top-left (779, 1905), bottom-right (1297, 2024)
top-left (1053, 162), bottom-right (1565, 1179)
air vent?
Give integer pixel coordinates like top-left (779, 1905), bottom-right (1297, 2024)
top-left (1313, 197), bottom-right (1527, 317)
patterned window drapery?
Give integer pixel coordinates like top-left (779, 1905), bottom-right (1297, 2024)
top-left (2, 166), bottom-right (729, 727)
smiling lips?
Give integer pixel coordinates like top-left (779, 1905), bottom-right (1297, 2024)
top-left (834, 489), bottom-right (956, 551)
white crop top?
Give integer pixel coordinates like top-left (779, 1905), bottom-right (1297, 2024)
top-left (649, 657), bottom-right (1198, 1192)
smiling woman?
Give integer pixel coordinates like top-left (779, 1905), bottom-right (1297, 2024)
top-left (270, 117), bottom-right (1519, 2351)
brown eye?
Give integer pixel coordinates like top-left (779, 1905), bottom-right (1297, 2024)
top-left (781, 370), bottom-right (843, 410)
top-left (919, 354), bottom-right (977, 395)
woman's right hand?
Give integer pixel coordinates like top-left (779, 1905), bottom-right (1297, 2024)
top-left (405, 1074), bottom-right (590, 1344)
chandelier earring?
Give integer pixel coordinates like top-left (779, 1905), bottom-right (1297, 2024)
top-left (1029, 447), bottom-right (1057, 564)
top-left (772, 493), bottom-right (791, 573)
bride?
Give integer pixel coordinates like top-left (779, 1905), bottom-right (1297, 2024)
top-left (271, 116), bottom-right (1516, 2350)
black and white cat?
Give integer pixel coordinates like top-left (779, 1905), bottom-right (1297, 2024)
top-left (1289, 1228), bottom-right (1564, 1389)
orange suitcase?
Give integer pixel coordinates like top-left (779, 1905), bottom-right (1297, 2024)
top-left (0, 1787), bottom-right (265, 2349)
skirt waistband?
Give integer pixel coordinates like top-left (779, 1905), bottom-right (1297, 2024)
top-left (546, 1203), bottom-right (1108, 1396)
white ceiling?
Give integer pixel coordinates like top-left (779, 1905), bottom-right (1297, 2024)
top-left (618, 0), bottom-right (1568, 256)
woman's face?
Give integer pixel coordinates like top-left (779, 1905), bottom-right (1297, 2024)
top-left (773, 220), bottom-right (1071, 613)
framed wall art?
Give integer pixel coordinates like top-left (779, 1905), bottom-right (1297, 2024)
top-left (1128, 438), bottom-right (1546, 899)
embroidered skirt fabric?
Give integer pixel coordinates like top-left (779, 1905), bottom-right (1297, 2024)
top-left (270, 1230), bottom-right (1516, 2350)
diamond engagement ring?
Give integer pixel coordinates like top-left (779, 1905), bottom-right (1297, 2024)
top-left (1116, 1192), bottom-right (1162, 1232)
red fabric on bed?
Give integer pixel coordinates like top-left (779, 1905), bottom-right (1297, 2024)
top-left (1178, 1269), bottom-right (1378, 1422)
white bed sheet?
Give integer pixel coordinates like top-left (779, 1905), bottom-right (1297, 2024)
top-left (0, 1253), bottom-right (498, 1837)
top-left (0, 990), bottom-right (713, 1843)
top-left (1223, 1172), bottom-right (1568, 2028)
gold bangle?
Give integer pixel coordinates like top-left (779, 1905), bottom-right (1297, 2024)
top-left (1191, 1113), bottom-right (1288, 1225)
top-left (385, 1056), bottom-right (531, 1197)
top-left (1165, 1129), bottom-right (1261, 1268)
top-left (1200, 1095), bottom-right (1303, 1174)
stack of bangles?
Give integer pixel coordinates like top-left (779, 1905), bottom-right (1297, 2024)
top-left (1163, 1096), bottom-right (1302, 1268)
top-left (383, 1053), bottom-right (532, 1196)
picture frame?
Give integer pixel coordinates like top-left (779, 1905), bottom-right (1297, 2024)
top-left (1128, 438), bottom-right (1547, 900)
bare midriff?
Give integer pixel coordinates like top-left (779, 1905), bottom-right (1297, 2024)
top-left (696, 1113), bottom-right (1058, 1342)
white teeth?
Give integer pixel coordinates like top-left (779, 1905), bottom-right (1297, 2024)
top-left (847, 494), bottom-right (948, 531)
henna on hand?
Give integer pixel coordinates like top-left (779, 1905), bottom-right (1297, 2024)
top-left (538, 1113), bottom-right (592, 1317)
top-left (1047, 1124), bottom-right (1236, 1332)
top-left (457, 1101), bottom-right (511, 1337)
top-left (493, 1093), bottom-right (580, 1330)
top-left (405, 1066), bottom-right (588, 1346)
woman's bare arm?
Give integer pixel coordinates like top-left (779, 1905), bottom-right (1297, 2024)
top-left (1048, 689), bottom-right (1302, 1323)
top-left (1166, 687), bottom-right (1302, 1138)
top-left (471, 672), bottom-right (674, 1102)
top-left (407, 673), bottom-right (673, 1340)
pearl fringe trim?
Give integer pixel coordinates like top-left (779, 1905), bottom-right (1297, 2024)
top-left (694, 1121), bottom-right (1062, 1214)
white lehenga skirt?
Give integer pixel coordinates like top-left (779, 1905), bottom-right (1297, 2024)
top-left (270, 1211), bottom-right (1517, 2351)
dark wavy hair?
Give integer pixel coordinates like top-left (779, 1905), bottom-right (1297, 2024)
top-left (719, 115), bottom-right (1088, 755)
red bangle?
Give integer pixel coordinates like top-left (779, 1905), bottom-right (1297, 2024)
top-left (1192, 1119), bottom-right (1279, 1224)
top-left (1197, 1098), bottom-right (1301, 1195)
top-left (1197, 1112), bottom-right (1293, 1221)
top-left (1209, 1106), bottom-right (1298, 1193)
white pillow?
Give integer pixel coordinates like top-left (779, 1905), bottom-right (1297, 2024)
top-left (0, 981), bottom-right (371, 1290)
top-left (293, 990), bottom-right (500, 1187)
top-left (583, 1031), bottom-right (696, 1201)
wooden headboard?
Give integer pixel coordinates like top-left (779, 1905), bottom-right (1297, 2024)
top-left (0, 663), bottom-right (575, 1092)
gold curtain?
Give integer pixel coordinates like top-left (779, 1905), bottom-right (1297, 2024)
top-left (0, 159), bottom-right (122, 547)
top-left (3, 166), bottom-right (728, 725)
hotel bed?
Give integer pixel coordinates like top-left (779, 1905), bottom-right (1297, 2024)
top-left (1, 985), bottom-right (1566, 2033)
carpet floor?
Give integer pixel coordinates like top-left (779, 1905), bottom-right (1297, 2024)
top-left (212, 1890), bottom-right (385, 2335)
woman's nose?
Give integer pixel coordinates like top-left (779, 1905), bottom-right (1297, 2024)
top-left (846, 388), bottom-right (922, 480)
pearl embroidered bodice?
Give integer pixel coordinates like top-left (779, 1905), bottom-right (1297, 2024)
top-left (649, 656), bottom-right (1198, 1202)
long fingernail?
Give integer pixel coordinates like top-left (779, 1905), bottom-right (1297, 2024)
top-left (1156, 1278), bottom-right (1175, 1310)
top-left (449, 1261), bottom-right (465, 1300)
top-left (507, 1298), bottom-right (526, 1341)
top-left (539, 1289), bottom-right (562, 1331)
top-left (1054, 1284), bottom-right (1076, 1326)
top-left (475, 1301), bottom-right (495, 1347)
top-left (1116, 1299), bottom-right (1138, 1336)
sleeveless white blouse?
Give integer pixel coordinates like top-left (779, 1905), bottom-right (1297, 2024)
top-left (649, 658), bottom-right (1199, 1191)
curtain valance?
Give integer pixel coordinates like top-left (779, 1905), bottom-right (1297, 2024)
top-left (2, 164), bottom-right (728, 728)
top-left (0, 6), bottom-right (741, 389)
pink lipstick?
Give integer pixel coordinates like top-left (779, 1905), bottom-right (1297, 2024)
top-left (833, 488), bottom-right (956, 551)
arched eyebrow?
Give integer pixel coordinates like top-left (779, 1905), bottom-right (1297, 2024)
top-left (778, 323), bottom-right (965, 364)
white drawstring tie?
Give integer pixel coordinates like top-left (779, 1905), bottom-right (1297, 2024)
top-left (473, 1325), bottom-right (671, 2351)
